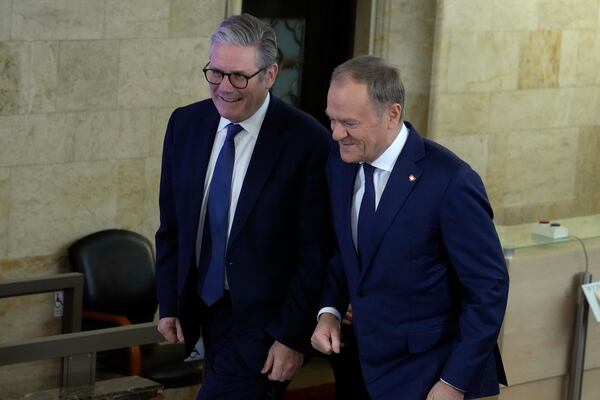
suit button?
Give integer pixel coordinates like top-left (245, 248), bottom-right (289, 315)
top-left (357, 290), bottom-right (365, 298)
top-left (227, 261), bottom-right (234, 267)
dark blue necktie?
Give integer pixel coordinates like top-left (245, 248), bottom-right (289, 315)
top-left (357, 164), bottom-right (376, 269)
top-left (199, 123), bottom-right (244, 306)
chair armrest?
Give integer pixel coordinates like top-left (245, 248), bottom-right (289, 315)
top-left (82, 309), bottom-right (142, 376)
top-left (82, 310), bottom-right (132, 326)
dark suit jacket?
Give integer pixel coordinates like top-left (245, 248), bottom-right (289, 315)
top-left (322, 122), bottom-right (509, 399)
top-left (155, 96), bottom-right (332, 371)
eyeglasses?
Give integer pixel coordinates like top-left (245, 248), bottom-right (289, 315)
top-left (202, 62), bottom-right (266, 89)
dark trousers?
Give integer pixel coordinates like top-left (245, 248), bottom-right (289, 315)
top-left (329, 324), bottom-right (370, 400)
top-left (196, 294), bottom-right (287, 400)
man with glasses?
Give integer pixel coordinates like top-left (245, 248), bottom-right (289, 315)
top-left (155, 14), bottom-right (332, 400)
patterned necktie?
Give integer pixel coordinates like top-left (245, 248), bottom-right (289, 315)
top-left (357, 163), bottom-right (376, 269)
top-left (199, 123), bottom-right (244, 306)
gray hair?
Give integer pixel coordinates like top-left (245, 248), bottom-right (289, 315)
top-left (331, 55), bottom-right (405, 118)
top-left (210, 13), bottom-right (278, 69)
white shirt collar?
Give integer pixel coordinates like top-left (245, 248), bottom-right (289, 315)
top-left (217, 92), bottom-right (271, 137)
top-left (369, 122), bottom-right (409, 172)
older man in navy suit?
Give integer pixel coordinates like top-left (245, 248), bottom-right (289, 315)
top-left (155, 14), bottom-right (332, 400)
top-left (311, 56), bottom-right (509, 400)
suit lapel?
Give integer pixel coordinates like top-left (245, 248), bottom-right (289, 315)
top-left (228, 98), bottom-right (286, 248)
top-left (359, 126), bottom-right (425, 279)
top-left (331, 158), bottom-right (361, 278)
top-left (189, 108), bottom-right (220, 242)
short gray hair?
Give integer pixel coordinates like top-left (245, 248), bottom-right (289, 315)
top-left (210, 13), bottom-right (278, 69)
top-left (331, 55), bottom-right (405, 117)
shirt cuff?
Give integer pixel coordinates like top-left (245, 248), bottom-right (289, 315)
top-left (440, 378), bottom-right (465, 393)
top-left (317, 307), bottom-right (341, 322)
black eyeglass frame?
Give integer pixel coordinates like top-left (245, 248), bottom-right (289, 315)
top-left (202, 61), bottom-right (267, 89)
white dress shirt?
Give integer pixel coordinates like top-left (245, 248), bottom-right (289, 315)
top-left (196, 93), bottom-right (270, 288)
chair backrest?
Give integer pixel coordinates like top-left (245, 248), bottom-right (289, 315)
top-left (68, 229), bottom-right (157, 323)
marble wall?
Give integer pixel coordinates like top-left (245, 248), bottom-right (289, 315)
top-left (376, 0), bottom-right (437, 134)
top-left (427, 0), bottom-right (600, 224)
top-left (0, 0), bottom-right (224, 395)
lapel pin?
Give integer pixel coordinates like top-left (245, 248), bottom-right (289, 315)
top-left (409, 174), bottom-right (417, 182)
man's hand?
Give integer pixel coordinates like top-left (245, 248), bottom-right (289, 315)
top-left (342, 304), bottom-right (353, 325)
top-left (261, 340), bottom-right (304, 382)
top-left (157, 317), bottom-right (184, 343)
top-left (310, 312), bottom-right (341, 354)
top-left (426, 381), bottom-right (464, 400)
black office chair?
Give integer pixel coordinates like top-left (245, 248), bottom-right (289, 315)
top-left (68, 229), bottom-right (202, 388)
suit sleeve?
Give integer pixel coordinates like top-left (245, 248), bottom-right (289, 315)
top-left (155, 110), bottom-right (180, 318)
top-left (265, 134), bottom-right (334, 352)
top-left (319, 247), bottom-right (350, 318)
top-left (438, 166), bottom-right (509, 392)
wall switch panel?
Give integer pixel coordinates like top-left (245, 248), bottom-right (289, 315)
top-left (531, 222), bottom-right (569, 239)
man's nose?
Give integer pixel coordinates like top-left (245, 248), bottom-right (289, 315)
top-left (331, 124), bottom-right (347, 141)
top-left (218, 75), bottom-right (236, 91)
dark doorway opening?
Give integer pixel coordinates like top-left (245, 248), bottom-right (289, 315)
top-left (243, 0), bottom-right (357, 127)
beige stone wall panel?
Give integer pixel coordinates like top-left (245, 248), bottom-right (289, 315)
top-left (0, 360), bottom-right (61, 398)
top-left (564, 86), bottom-right (599, 127)
top-left (518, 30), bottom-right (561, 90)
top-left (0, 168), bottom-right (8, 258)
top-left (429, 24), bottom-right (449, 98)
top-left (73, 110), bottom-right (120, 161)
top-left (73, 109), bottom-right (151, 161)
top-left (118, 38), bottom-right (208, 108)
top-left (0, 113), bottom-right (76, 167)
top-left (537, 0), bottom-right (598, 30)
top-left (105, 0), bottom-right (169, 39)
top-left (388, 0), bottom-right (435, 94)
top-left (0, 41), bottom-right (29, 114)
top-left (501, 196), bottom-right (597, 225)
top-left (143, 157), bottom-right (161, 243)
top-left (437, 0), bottom-right (492, 32)
top-left (559, 30), bottom-right (598, 87)
top-left (485, 132), bottom-right (509, 221)
top-left (0, 253), bottom-right (67, 281)
top-left (388, 0), bottom-right (436, 134)
top-left (428, 92), bottom-right (490, 137)
top-left (489, 89), bottom-right (567, 132)
top-left (12, 0), bottom-right (105, 41)
top-left (7, 162), bottom-right (120, 259)
top-left (575, 126), bottom-right (600, 198)
top-left (388, 37), bottom-right (433, 98)
top-left (57, 40), bottom-right (119, 112)
top-left (30, 41), bottom-right (59, 113)
top-left (492, 0), bottom-right (539, 31)
top-left (0, 0), bottom-right (11, 41)
top-left (503, 128), bottom-right (578, 207)
top-left (150, 107), bottom-right (173, 157)
top-left (446, 31), bottom-right (520, 93)
top-left (596, 29), bottom-right (600, 85)
top-left (404, 94), bottom-right (430, 134)
top-left (169, 0), bottom-right (225, 38)
top-left (117, 158), bottom-right (145, 233)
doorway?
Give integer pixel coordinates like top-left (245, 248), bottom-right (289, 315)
top-left (243, 0), bottom-right (358, 127)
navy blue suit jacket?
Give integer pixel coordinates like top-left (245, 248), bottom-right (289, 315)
top-left (155, 96), bottom-right (332, 371)
top-left (322, 123), bottom-right (509, 399)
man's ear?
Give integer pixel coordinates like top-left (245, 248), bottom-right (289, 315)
top-left (386, 103), bottom-right (402, 129)
top-left (265, 63), bottom-right (279, 89)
